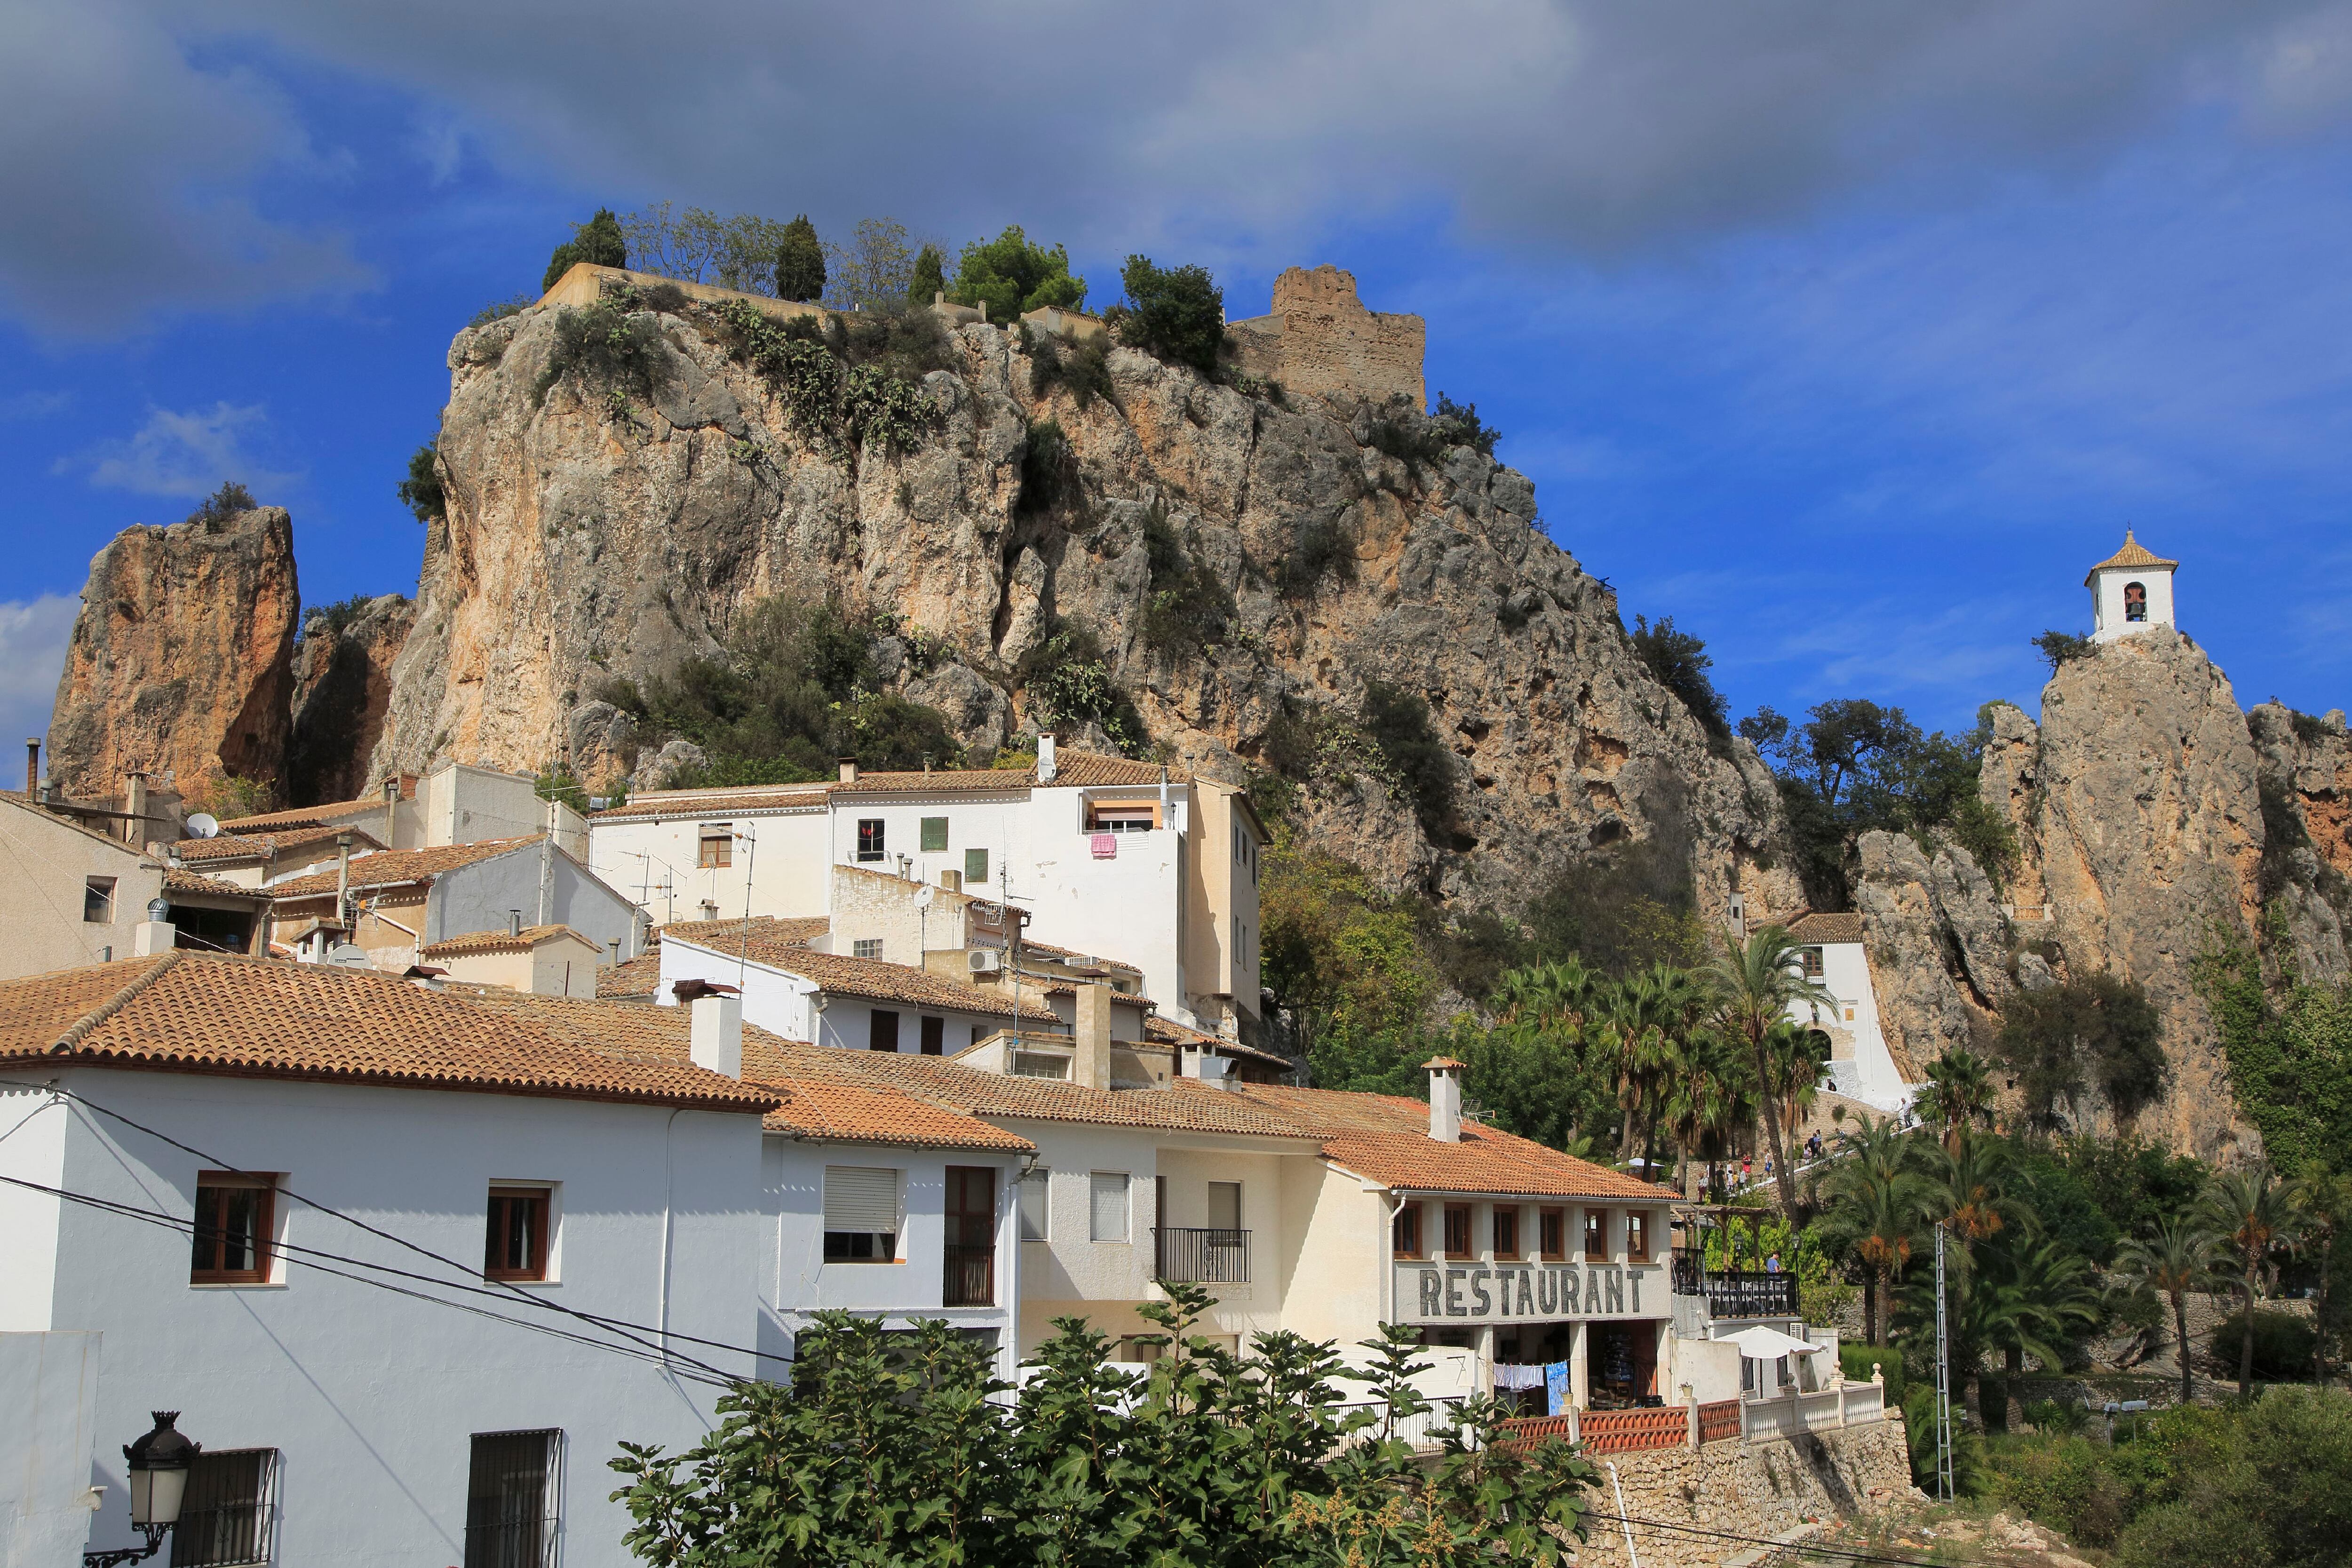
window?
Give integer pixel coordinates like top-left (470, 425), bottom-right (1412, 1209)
top-left (1392, 1202), bottom-right (1422, 1258)
top-left (463, 1428), bottom-right (561, 1568)
top-left (1627, 1211), bottom-right (1650, 1262)
top-left (921, 816), bottom-right (950, 852)
top-left (1492, 1205), bottom-right (1519, 1259)
top-left (191, 1173), bottom-right (275, 1284)
top-left (1799, 947), bottom-right (1824, 979)
top-left (172, 1448), bottom-right (277, 1567)
top-left (823, 1166), bottom-right (900, 1262)
top-left (920, 1015), bottom-right (945, 1055)
top-left (1208, 1180), bottom-right (1242, 1231)
top-left (697, 823), bottom-right (732, 869)
top-left (853, 938), bottom-right (884, 960)
top-left (1539, 1207), bottom-right (1565, 1261)
top-left (484, 1187), bottom-right (550, 1282)
top-left (1019, 1168), bottom-right (1050, 1241)
top-left (856, 819), bottom-right (886, 862)
top-left (1442, 1203), bottom-right (1472, 1259)
top-left (83, 876), bottom-right (116, 923)
top-left (964, 847), bottom-right (989, 884)
top-left (1089, 1172), bottom-right (1130, 1242)
top-left (945, 1166), bottom-right (995, 1306)
top-left (869, 1009), bottom-right (900, 1051)
top-left (2125, 580), bottom-right (2147, 621)
top-left (1584, 1209), bottom-right (1609, 1262)
top-left (1088, 804), bottom-right (1157, 834)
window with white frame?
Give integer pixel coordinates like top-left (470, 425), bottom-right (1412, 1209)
top-left (1089, 1172), bottom-right (1130, 1242)
top-left (824, 1166), bottom-right (901, 1261)
top-left (853, 938), bottom-right (883, 959)
top-left (1019, 1168), bottom-right (1050, 1241)
top-left (83, 876), bottom-right (115, 923)
top-left (856, 819), bottom-right (886, 862)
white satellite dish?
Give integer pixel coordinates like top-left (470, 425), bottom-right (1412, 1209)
top-left (325, 943), bottom-right (372, 968)
top-left (184, 813), bottom-right (220, 839)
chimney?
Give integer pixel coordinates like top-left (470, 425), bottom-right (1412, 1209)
top-left (1425, 1057), bottom-right (1464, 1143)
top-left (675, 979), bottom-right (744, 1077)
top-left (508, 909), bottom-right (523, 939)
top-left (606, 938), bottom-right (621, 966)
top-left (26, 737), bottom-right (38, 793)
top-left (124, 771), bottom-right (149, 847)
top-left (384, 775), bottom-right (400, 848)
top-left (334, 831), bottom-right (353, 921)
top-left (133, 897), bottom-right (176, 957)
top-left (1037, 733), bottom-right (1057, 783)
top-left (1073, 979), bottom-right (1113, 1090)
top-left (837, 757), bottom-right (858, 785)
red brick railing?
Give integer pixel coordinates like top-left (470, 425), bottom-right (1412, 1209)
top-left (1697, 1398), bottom-right (1742, 1444)
top-left (1498, 1398), bottom-right (1746, 1455)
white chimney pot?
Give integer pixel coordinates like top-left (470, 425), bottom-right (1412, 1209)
top-left (690, 992), bottom-right (744, 1079)
top-left (1426, 1058), bottom-right (1462, 1143)
top-left (1037, 733), bottom-right (1057, 783)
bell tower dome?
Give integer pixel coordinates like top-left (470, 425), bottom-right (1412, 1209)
top-left (2085, 530), bottom-right (2178, 644)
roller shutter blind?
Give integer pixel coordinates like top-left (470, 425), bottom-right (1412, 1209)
top-left (824, 1167), bottom-right (901, 1234)
top-left (1089, 1172), bottom-right (1130, 1242)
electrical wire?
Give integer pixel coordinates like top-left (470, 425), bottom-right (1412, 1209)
top-left (1580, 1510), bottom-right (1941, 1568)
top-left (0, 1171), bottom-right (737, 1390)
top-left (44, 1082), bottom-right (769, 1378)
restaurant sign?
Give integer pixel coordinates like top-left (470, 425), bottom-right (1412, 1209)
top-left (1392, 1262), bottom-right (1664, 1324)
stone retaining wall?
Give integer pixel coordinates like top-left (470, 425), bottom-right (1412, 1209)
top-left (1570, 1419), bottom-right (1915, 1568)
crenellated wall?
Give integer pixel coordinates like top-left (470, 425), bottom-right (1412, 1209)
top-left (1226, 265), bottom-right (1425, 406)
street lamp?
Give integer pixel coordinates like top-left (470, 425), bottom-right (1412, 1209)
top-left (86, 1412), bottom-right (199, 1568)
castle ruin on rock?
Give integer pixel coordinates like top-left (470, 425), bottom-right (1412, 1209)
top-left (1226, 265), bottom-right (1427, 407)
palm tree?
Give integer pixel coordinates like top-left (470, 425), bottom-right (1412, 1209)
top-left (2299, 1164), bottom-right (2352, 1387)
top-left (2114, 1215), bottom-right (2225, 1404)
top-left (1758, 1019), bottom-right (1832, 1144)
top-left (1920, 1049), bottom-right (1997, 1150)
top-left (1814, 1114), bottom-right (1932, 1345)
top-left (1493, 958), bottom-right (1606, 1035)
top-left (2196, 1165), bottom-right (2306, 1400)
top-left (1933, 1129), bottom-right (2021, 1250)
top-left (1662, 1027), bottom-right (1756, 1201)
top-left (1710, 923), bottom-right (1842, 1214)
top-left (1980, 1232), bottom-right (2103, 1417)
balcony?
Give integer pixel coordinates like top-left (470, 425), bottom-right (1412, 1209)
top-left (1671, 1249), bottom-right (1799, 1320)
top-left (1154, 1226), bottom-right (1249, 1284)
top-left (944, 1243), bottom-right (994, 1307)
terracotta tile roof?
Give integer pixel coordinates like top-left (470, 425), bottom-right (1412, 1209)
top-left (1142, 1015), bottom-right (1293, 1069)
top-left (592, 785), bottom-right (831, 822)
top-left (217, 796), bottom-right (386, 832)
top-left (0, 953), bottom-right (777, 1112)
top-left (2083, 529), bottom-right (2177, 585)
top-left (161, 867), bottom-right (264, 901)
top-left (1786, 911), bottom-right (1864, 945)
top-left (598, 952), bottom-right (664, 999)
top-left (667, 932), bottom-right (1059, 1022)
top-left (1230, 1083), bottom-right (1678, 1200)
top-left (762, 1080), bottom-right (1034, 1151)
top-left (420, 924), bottom-right (601, 959)
top-left (659, 915), bottom-right (828, 947)
top-left (175, 824), bottom-right (385, 863)
top-left (263, 836), bottom-right (540, 899)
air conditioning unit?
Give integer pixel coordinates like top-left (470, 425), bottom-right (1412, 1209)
top-left (940, 869), bottom-right (962, 892)
top-left (968, 949), bottom-right (1003, 974)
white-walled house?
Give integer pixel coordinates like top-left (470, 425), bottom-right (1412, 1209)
top-left (2085, 531), bottom-right (2178, 645)
top-left (588, 742), bottom-right (1267, 1038)
top-left (0, 792), bottom-right (266, 979)
top-left (214, 761), bottom-right (586, 860)
top-left (0, 953), bottom-right (774, 1568)
top-left (1780, 911), bottom-right (1914, 1113)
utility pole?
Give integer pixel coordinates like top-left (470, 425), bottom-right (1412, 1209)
top-left (1934, 1221), bottom-right (1954, 1503)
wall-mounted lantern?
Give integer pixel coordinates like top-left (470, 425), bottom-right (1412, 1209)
top-left (85, 1412), bottom-right (199, 1568)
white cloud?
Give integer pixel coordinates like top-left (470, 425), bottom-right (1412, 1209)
top-left (0, 0), bottom-right (372, 336)
top-left (66, 402), bottom-right (298, 498)
top-left (0, 389), bottom-right (71, 419)
top-left (0, 595), bottom-right (79, 759)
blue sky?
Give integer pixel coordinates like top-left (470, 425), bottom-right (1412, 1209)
top-left (6, 0), bottom-right (2352, 755)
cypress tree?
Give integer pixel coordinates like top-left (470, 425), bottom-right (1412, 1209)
top-left (542, 207), bottom-right (628, 292)
top-left (775, 215), bottom-right (826, 302)
top-left (907, 243), bottom-right (946, 307)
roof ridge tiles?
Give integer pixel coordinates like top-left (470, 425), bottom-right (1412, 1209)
top-left (49, 951), bottom-right (184, 1054)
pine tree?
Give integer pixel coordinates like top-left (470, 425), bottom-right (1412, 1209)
top-left (774, 215), bottom-right (826, 302)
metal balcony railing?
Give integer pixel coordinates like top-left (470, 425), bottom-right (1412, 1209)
top-left (944, 1242), bottom-right (994, 1306)
top-left (1154, 1226), bottom-right (1250, 1284)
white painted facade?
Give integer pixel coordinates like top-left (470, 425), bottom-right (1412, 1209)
top-left (2085, 533), bottom-right (2179, 644)
top-left (1786, 940), bottom-right (1912, 1112)
top-left (658, 935), bottom-right (1019, 1053)
top-left (0, 1069), bottom-right (764, 1568)
top-left (588, 797), bottom-right (831, 929)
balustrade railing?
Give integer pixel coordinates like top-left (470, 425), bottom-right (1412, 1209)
top-left (1154, 1227), bottom-right (1249, 1283)
top-left (943, 1242), bottom-right (994, 1306)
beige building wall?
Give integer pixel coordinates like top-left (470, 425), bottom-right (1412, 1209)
top-left (588, 804), bottom-right (831, 926)
top-left (419, 764), bottom-right (547, 849)
top-left (1273, 1160), bottom-right (1387, 1346)
top-left (0, 801), bottom-right (161, 980)
top-left (1182, 780), bottom-right (1264, 1035)
top-left (829, 863), bottom-right (971, 966)
top-left (438, 935), bottom-right (602, 997)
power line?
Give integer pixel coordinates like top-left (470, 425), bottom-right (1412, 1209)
top-left (44, 1083), bottom-right (761, 1380)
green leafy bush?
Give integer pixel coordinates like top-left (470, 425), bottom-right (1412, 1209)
top-left (1279, 510), bottom-right (1353, 597)
top-left (1629, 614), bottom-right (1730, 746)
top-left (612, 1290), bottom-right (1594, 1568)
top-left (1138, 505), bottom-right (1234, 653)
top-left (1021, 624), bottom-right (1148, 756)
top-left (533, 765), bottom-right (589, 815)
top-left (397, 441), bottom-right (445, 524)
top-left (183, 481), bottom-right (255, 528)
top-left (1018, 416), bottom-right (1077, 515)
top-left (1359, 397), bottom-right (1449, 479)
top-left (1361, 681), bottom-right (1457, 844)
top-left (1430, 392), bottom-right (1500, 455)
top-left (2034, 629), bottom-right (2097, 674)
top-left (1113, 255), bottom-right (1224, 375)
top-left (1992, 1433), bottom-right (2131, 1546)
top-left (2211, 1309), bottom-right (2319, 1381)
top-left (907, 242), bottom-right (946, 305)
top-left (710, 299), bottom-right (942, 460)
top-left (1996, 974), bottom-right (2167, 1131)
top-left (949, 225), bottom-right (1086, 324)
top-left (2109, 1387), bottom-right (2352, 1568)
top-left (532, 298), bottom-right (671, 412)
top-left (468, 293), bottom-right (538, 328)
top-left (1026, 327), bottom-right (1115, 410)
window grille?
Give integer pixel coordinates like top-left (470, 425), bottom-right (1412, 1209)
top-left (170, 1449), bottom-right (277, 1567)
top-left (1089, 1172), bottom-right (1130, 1242)
top-left (462, 1429), bottom-right (561, 1568)
top-left (853, 938), bottom-right (883, 960)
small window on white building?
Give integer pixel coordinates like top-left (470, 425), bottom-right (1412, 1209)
top-left (1089, 1172), bottom-right (1130, 1242)
top-left (1019, 1168), bottom-right (1050, 1241)
top-left (84, 876), bottom-right (115, 923)
top-left (824, 1166), bottom-right (901, 1261)
top-left (921, 816), bottom-right (949, 852)
top-left (175, 1447), bottom-right (279, 1567)
top-left (853, 938), bottom-right (883, 960)
top-left (463, 1429), bottom-right (562, 1568)
top-left (1799, 947), bottom-right (1823, 979)
top-left (697, 823), bottom-right (733, 869)
top-left (856, 819), bottom-right (886, 862)
top-left (2125, 581), bottom-right (2147, 622)
top-left (1087, 803), bottom-right (1157, 834)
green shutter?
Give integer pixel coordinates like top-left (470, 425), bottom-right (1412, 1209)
top-left (921, 816), bottom-right (949, 852)
top-left (965, 847), bottom-right (989, 883)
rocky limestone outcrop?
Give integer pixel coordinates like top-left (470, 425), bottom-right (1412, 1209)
top-left (1851, 829), bottom-right (2016, 1080)
top-left (287, 595), bottom-right (413, 806)
top-left (2244, 701), bottom-right (2352, 988)
top-left (47, 506), bottom-right (299, 804)
top-left (379, 294), bottom-right (1799, 913)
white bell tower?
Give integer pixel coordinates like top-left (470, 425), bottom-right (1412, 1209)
top-left (2085, 530), bottom-right (2177, 644)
